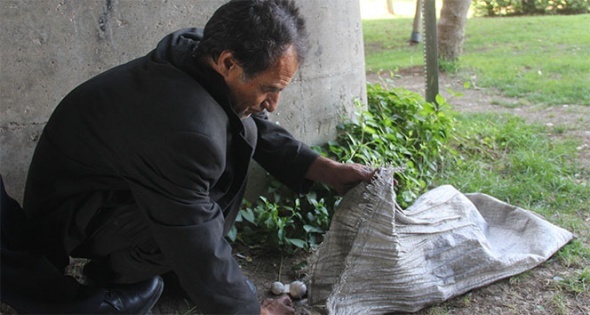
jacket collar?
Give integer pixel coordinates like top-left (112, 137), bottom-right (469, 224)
top-left (152, 28), bottom-right (246, 135)
top-left (190, 61), bottom-right (248, 137)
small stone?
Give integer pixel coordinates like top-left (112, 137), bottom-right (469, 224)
top-left (289, 281), bottom-right (307, 299)
top-left (270, 281), bottom-right (284, 295)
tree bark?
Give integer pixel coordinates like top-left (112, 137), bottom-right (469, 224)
top-left (410, 0), bottom-right (422, 43)
top-left (437, 0), bottom-right (471, 61)
top-left (387, 0), bottom-right (395, 15)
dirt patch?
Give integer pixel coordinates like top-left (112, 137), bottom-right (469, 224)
top-left (147, 244), bottom-right (315, 315)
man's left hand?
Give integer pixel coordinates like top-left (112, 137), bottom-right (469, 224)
top-left (306, 156), bottom-right (375, 195)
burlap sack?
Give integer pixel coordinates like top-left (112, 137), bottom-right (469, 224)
top-left (309, 169), bottom-right (573, 314)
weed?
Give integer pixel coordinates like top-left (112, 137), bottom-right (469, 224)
top-left (439, 58), bottom-right (461, 74)
top-left (231, 84), bottom-right (456, 252)
top-left (552, 125), bottom-right (567, 135)
top-left (509, 270), bottom-right (532, 285)
top-left (550, 292), bottom-right (568, 315)
top-left (557, 267), bottom-right (590, 295)
top-left (425, 305), bottom-right (450, 315)
top-left (555, 240), bottom-right (590, 269)
top-left (320, 84), bottom-right (457, 208)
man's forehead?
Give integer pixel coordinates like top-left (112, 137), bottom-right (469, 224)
top-left (257, 53), bottom-right (298, 85)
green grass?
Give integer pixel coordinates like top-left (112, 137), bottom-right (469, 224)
top-left (363, 18), bottom-right (426, 71)
top-left (363, 14), bottom-right (590, 105)
top-left (433, 112), bottom-right (590, 269)
top-left (364, 10), bottom-right (590, 306)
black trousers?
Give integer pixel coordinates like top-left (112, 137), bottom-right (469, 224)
top-left (72, 202), bottom-right (171, 285)
top-left (0, 176), bottom-right (104, 314)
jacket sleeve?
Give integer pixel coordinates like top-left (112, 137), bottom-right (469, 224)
top-left (123, 131), bottom-right (259, 315)
top-left (251, 113), bottom-right (320, 195)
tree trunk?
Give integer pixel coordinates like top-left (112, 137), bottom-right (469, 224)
top-left (437, 0), bottom-right (471, 61)
top-left (409, 0), bottom-right (422, 43)
top-left (387, 0), bottom-right (395, 15)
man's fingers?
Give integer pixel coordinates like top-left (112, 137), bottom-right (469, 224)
top-left (275, 295), bottom-right (293, 306)
top-left (261, 296), bottom-right (295, 315)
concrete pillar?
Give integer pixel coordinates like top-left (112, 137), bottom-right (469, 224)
top-left (0, 0), bottom-right (366, 202)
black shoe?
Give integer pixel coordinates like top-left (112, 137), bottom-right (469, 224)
top-left (98, 276), bottom-right (164, 314)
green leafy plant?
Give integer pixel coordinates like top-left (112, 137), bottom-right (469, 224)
top-left (556, 267), bottom-right (590, 295)
top-left (231, 84), bottom-right (457, 252)
top-left (438, 57), bottom-right (461, 74)
top-left (320, 84), bottom-right (456, 207)
top-left (228, 179), bottom-right (335, 253)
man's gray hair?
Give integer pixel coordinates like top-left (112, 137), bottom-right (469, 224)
top-left (195, 0), bottom-right (308, 78)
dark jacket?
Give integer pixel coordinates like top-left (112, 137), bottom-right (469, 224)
top-left (23, 29), bottom-right (319, 314)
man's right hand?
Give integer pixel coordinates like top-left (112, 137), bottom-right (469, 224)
top-left (260, 296), bottom-right (295, 315)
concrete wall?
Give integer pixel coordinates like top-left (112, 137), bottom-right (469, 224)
top-left (0, 0), bottom-right (366, 203)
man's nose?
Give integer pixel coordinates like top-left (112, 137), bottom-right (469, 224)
top-left (265, 93), bottom-right (279, 112)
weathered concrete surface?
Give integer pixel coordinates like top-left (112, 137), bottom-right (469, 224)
top-left (0, 0), bottom-right (366, 203)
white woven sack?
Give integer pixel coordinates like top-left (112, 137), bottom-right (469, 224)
top-left (309, 168), bottom-right (573, 314)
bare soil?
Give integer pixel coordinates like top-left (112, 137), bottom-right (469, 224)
top-left (2, 70), bottom-right (588, 315)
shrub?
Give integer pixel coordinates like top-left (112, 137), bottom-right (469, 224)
top-left (321, 84), bottom-right (456, 208)
top-left (229, 84), bottom-right (457, 253)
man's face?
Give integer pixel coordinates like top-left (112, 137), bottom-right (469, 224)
top-left (224, 45), bottom-right (299, 119)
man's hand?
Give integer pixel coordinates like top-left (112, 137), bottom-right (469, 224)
top-left (260, 296), bottom-right (295, 315)
top-left (306, 156), bottom-right (375, 195)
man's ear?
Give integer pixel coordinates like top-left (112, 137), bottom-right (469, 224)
top-left (214, 50), bottom-right (239, 78)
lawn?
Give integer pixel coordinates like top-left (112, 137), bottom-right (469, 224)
top-left (363, 14), bottom-right (590, 105)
